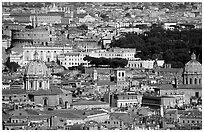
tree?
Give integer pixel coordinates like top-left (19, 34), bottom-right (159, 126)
top-left (84, 56), bottom-right (128, 68)
top-left (163, 49), bottom-right (175, 63)
top-left (25, 25), bottom-right (33, 29)
top-left (125, 13), bottom-right (131, 17)
top-left (77, 24), bottom-right (88, 30)
top-left (4, 57), bottom-right (20, 72)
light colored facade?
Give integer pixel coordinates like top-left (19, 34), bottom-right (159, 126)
top-left (89, 48), bottom-right (136, 60)
top-left (24, 51), bottom-right (51, 91)
top-left (10, 52), bottom-right (23, 66)
top-left (20, 45), bottom-right (72, 66)
top-left (30, 13), bottom-right (63, 25)
top-left (59, 52), bottom-right (90, 68)
top-left (127, 60), bottom-right (165, 69)
top-left (117, 93), bottom-right (143, 107)
top-left (183, 53), bottom-right (202, 85)
top-left (79, 14), bottom-right (95, 23)
top-left (12, 27), bottom-right (56, 46)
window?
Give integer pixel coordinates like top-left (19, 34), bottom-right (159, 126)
top-left (122, 72), bottom-right (124, 77)
top-left (195, 92), bottom-right (199, 98)
top-left (190, 78), bottom-right (192, 84)
top-left (39, 82), bottom-right (42, 88)
top-left (30, 81), bottom-right (33, 89)
top-left (194, 78), bottom-right (197, 84)
top-left (186, 78), bottom-right (188, 84)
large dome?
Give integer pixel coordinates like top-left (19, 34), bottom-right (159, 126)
top-left (24, 60), bottom-right (49, 76)
top-left (184, 53), bottom-right (202, 74)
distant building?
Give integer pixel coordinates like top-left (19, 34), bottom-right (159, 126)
top-left (127, 59), bottom-right (165, 69)
top-left (30, 12), bottom-right (64, 25)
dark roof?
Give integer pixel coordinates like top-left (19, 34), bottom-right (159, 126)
top-left (4, 123), bottom-right (28, 126)
top-left (74, 13), bottom-right (87, 18)
top-left (36, 12), bottom-right (64, 17)
top-left (24, 109), bottom-right (39, 115)
top-left (158, 68), bottom-right (183, 73)
top-left (177, 84), bottom-right (202, 89)
top-left (27, 88), bottom-right (63, 96)
top-left (39, 109), bottom-right (86, 119)
top-left (2, 112), bottom-right (11, 121)
top-left (155, 84), bottom-right (176, 90)
top-left (2, 89), bottom-right (26, 95)
top-left (97, 80), bottom-right (116, 86)
top-left (71, 100), bottom-right (108, 106)
top-left (165, 109), bottom-right (177, 114)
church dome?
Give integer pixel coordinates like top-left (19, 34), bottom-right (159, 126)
top-left (184, 53), bottom-right (202, 74)
top-left (24, 50), bottom-right (49, 76)
top-left (25, 60), bottom-right (49, 76)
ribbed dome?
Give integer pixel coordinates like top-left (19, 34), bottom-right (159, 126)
top-left (25, 60), bottom-right (48, 76)
top-left (184, 53), bottom-right (202, 74)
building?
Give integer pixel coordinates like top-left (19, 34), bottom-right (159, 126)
top-left (30, 12), bottom-right (64, 25)
top-left (89, 48), bottom-right (136, 61)
top-left (23, 51), bottom-right (72, 108)
top-left (116, 92), bottom-right (143, 107)
top-left (71, 100), bottom-right (110, 110)
top-left (127, 59), bottom-right (165, 69)
top-left (2, 89), bottom-right (28, 103)
top-left (24, 51), bottom-right (51, 91)
top-left (183, 53), bottom-right (202, 85)
top-left (9, 45), bottom-right (73, 66)
top-left (11, 26), bottom-right (56, 46)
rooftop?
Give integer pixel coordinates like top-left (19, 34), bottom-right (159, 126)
top-left (71, 100), bottom-right (108, 106)
top-left (2, 89), bottom-right (26, 95)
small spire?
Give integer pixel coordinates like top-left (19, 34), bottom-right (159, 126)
top-left (191, 52), bottom-right (196, 60)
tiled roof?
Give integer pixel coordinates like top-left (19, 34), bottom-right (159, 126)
top-left (158, 68), bottom-right (183, 73)
top-left (177, 84), bottom-right (202, 89)
top-left (165, 109), bottom-right (177, 114)
top-left (4, 123), bottom-right (28, 126)
top-left (2, 89), bottom-right (26, 95)
top-left (97, 80), bottom-right (116, 86)
top-left (71, 100), bottom-right (108, 106)
top-left (156, 84), bottom-right (176, 90)
top-left (27, 88), bottom-right (63, 96)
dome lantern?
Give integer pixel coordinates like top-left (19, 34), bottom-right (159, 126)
top-left (191, 52), bottom-right (196, 60)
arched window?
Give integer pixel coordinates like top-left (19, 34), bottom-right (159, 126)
top-left (194, 78), bottom-right (197, 85)
top-left (118, 72), bottom-right (121, 77)
top-left (122, 72), bottom-right (124, 77)
top-left (190, 78), bottom-right (192, 84)
top-left (186, 78), bottom-right (188, 84)
top-left (39, 81), bottom-right (42, 88)
top-left (30, 81), bottom-right (33, 89)
top-left (43, 98), bottom-right (48, 106)
top-left (199, 79), bottom-right (201, 84)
